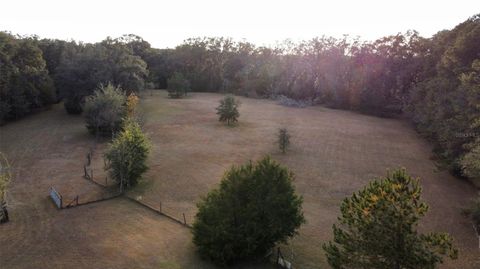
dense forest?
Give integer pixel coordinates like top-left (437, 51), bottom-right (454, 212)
top-left (0, 14), bottom-right (479, 184)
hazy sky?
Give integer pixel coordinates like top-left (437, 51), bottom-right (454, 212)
top-left (2, 0), bottom-right (478, 48)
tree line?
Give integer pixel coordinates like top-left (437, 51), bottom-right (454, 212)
top-left (0, 14), bottom-right (478, 184)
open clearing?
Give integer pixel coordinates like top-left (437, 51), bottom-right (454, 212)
top-left (1, 90), bottom-right (479, 268)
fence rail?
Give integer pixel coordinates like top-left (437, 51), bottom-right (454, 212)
top-left (125, 196), bottom-right (192, 228)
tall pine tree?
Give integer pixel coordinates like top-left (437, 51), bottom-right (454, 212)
top-left (323, 169), bottom-right (458, 269)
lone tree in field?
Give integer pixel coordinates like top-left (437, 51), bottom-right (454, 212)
top-left (193, 156), bottom-right (305, 265)
top-left (216, 94), bottom-right (240, 126)
top-left (278, 128), bottom-right (291, 153)
top-left (0, 153), bottom-right (11, 223)
top-left (323, 169), bottom-right (458, 269)
top-left (167, 72), bottom-right (190, 98)
top-left (83, 83), bottom-right (127, 137)
top-left (105, 119), bottom-right (150, 193)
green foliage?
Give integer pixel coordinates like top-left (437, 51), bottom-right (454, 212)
top-left (323, 169), bottom-right (458, 269)
top-left (167, 72), bottom-right (190, 98)
top-left (463, 198), bottom-right (480, 233)
top-left (408, 16), bottom-right (480, 180)
top-left (278, 128), bottom-right (291, 153)
top-left (460, 139), bottom-right (480, 185)
top-left (83, 83), bottom-right (127, 137)
top-left (193, 156), bottom-right (305, 265)
top-left (55, 37), bottom-right (148, 114)
top-left (0, 153), bottom-right (11, 204)
top-left (104, 119), bottom-right (150, 192)
top-left (216, 94), bottom-right (240, 125)
top-left (0, 32), bottom-right (56, 122)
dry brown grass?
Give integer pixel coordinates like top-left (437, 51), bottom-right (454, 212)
top-left (0, 90), bottom-right (478, 269)
top-left (134, 90), bottom-right (479, 269)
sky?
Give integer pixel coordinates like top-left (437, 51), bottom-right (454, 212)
top-left (1, 0), bottom-right (479, 48)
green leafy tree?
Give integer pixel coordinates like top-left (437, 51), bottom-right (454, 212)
top-left (104, 119), bottom-right (150, 192)
top-left (0, 32), bottom-right (56, 122)
top-left (460, 139), bottom-right (480, 186)
top-left (216, 94), bottom-right (240, 125)
top-left (83, 83), bottom-right (127, 137)
top-left (323, 169), bottom-right (458, 269)
top-left (56, 38), bottom-right (148, 114)
top-left (0, 153), bottom-right (11, 223)
top-left (463, 198), bottom-right (480, 234)
top-left (167, 72), bottom-right (190, 98)
top-left (278, 128), bottom-right (291, 153)
top-left (193, 156), bottom-right (305, 265)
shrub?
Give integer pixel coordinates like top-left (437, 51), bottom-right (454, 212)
top-left (323, 169), bottom-right (458, 269)
top-left (278, 128), bottom-right (291, 153)
top-left (126, 93), bottom-right (139, 117)
top-left (104, 119), bottom-right (150, 192)
top-left (193, 156), bottom-right (305, 265)
top-left (83, 83), bottom-right (127, 137)
top-left (216, 94), bottom-right (240, 125)
top-left (460, 139), bottom-right (480, 186)
top-left (0, 153), bottom-right (11, 223)
top-left (0, 153), bottom-right (11, 205)
top-left (463, 198), bottom-right (480, 233)
top-left (167, 72), bottom-right (190, 98)
top-left (276, 95), bottom-right (312, 108)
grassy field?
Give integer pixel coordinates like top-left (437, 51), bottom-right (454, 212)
top-left (0, 90), bottom-right (479, 268)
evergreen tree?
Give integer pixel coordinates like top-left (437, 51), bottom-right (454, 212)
top-left (193, 156), bottom-right (305, 265)
top-left (216, 94), bottom-right (240, 125)
top-left (278, 128), bottom-right (291, 153)
top-left (167, 72), bottom-right (190, 98)
top-left (323, 169), bottom-right (458, 269)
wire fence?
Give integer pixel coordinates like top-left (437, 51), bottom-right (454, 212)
top-left (125, 196), bottom-right (192, 228)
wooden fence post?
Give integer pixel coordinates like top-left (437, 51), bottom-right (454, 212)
top-left (159, 202), bottom-right (162, 213)
top-left (183, 213), bottom-right (186, 225)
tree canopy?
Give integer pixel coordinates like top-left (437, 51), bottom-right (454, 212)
top-left (83, 83), bottom-right (127, 137)
top-left (104, 118), bottom-right (150, 192)
top-left (323, 169), bottom-right (458, 269)
top-left (1, 14), bottom-right (478, 184)
top-left (193, 156), bottom-right (305, 265)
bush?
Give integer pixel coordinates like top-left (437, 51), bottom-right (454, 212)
top-left (216, 94), bottom-right (240, 125)
top-left (64, 96), bottom-right (83, 114)
top-left (460, 139), bottom-right (480, 186)
top-left (278, 128), bottom-right (291, 153)
top-left (323, 169), bottom-right (458, 269)
top-left (0, 153), bottom-right (11, 223)
top-left (167, 72), bottom-right (190, 98)
top-left (465, 198), bottom-right (480, 233)
top-left (104, 118), bottom-right (150, 192)
top-left (276, 95), bottom-right (311, 108)
top-left (83, 83), bottom-right (127, 137)
top-left (193, 156), bottom-right (305, 265)
top-left (0, 153), bottom-right (11, 205)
